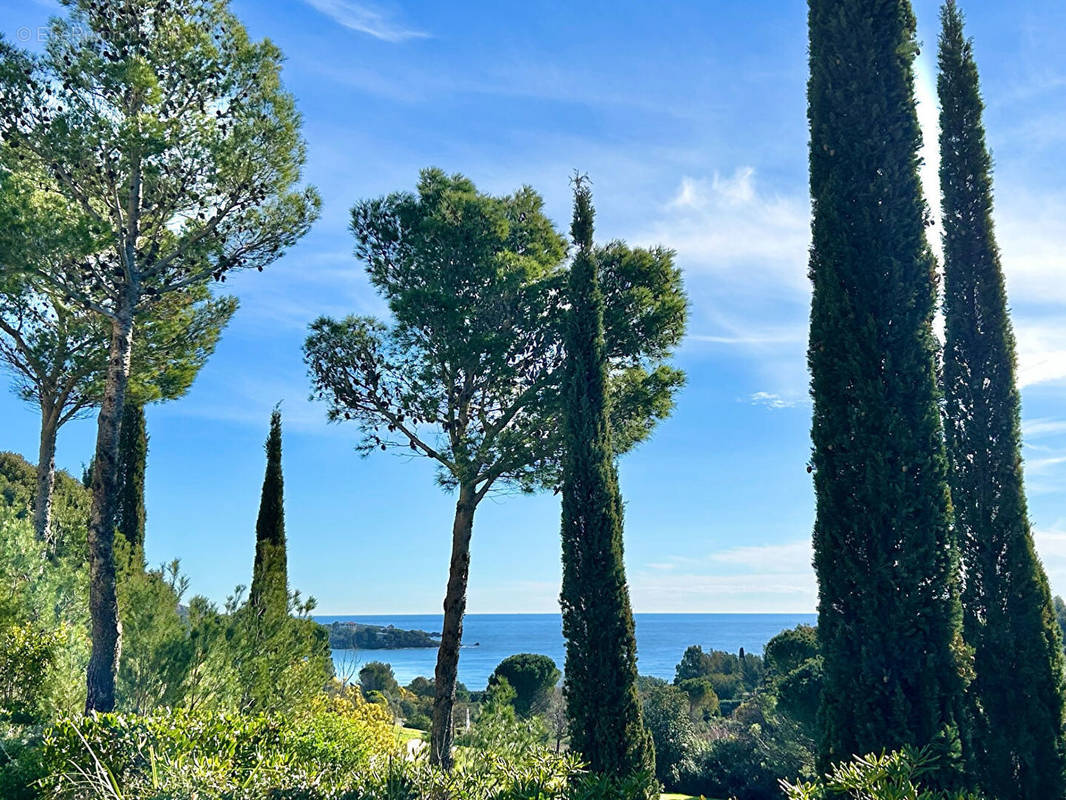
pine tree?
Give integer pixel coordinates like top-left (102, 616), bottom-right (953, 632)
top-left (115, 402), bottom-right (147, 563)
top-left (250, 409), bottom-right (288, 620)
top-left (559, 177), bottom-right (655, 794)
top-left (806, 0), bottom-right (966, 776)
top-left (938, 4), bottom-right (1066, 796)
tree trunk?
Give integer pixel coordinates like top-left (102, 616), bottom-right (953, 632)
top-left (84, 304), bottom-right (135, 714)
top-left (429, 482), bottom-right (476, 769)
top-left (33, 405), bottom-right (59, 545)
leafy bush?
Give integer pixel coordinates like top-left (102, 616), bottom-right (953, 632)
top-left (641, 683), bottom-right (699, 786)
top-left (38, 707), bottom-right (650, 799)
top-left (0, 452), bottom-right (90, 560)
top-left (677, 694), bottom-right (815, 800)
top-left (782, 748), bottom-right (983, 800)
top-left (0, 508), bottom-right (89, 720)
top-left (41, 703), bottom-right (398, 799)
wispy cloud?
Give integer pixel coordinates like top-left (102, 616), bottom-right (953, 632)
top-left (302, 0), bottom-right (428, 42)
top-left (645, 169), bottom-right (810, 291)
top-left (1024, 418), bottom-right (1066, 439)
top-left (630, 541), bottom-right (816, 613)
top-left (748, 391), bottom-right (799, 410)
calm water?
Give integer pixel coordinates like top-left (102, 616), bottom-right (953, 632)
top-left (316, 613), bottom-right (815, 690)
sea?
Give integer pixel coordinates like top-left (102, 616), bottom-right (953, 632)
top-left (316, 613), bottom-right (816, 690)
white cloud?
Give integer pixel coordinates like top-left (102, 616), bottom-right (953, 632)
top-left (748, 391), bottom-right (799, 410)
top-left (1014, 318), bottom-right (1066, 388)
top-left (1024, 419), bottom-right (1066, 439)
top-left (1027, 455), bottom-right (1066, 476)
top-left (302, 0), bottom-right (428, 42)
top-left (643, 168), bottom-right (811, 292)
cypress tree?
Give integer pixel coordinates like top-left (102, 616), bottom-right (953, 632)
top-left (250, 408), bottom-right (288, 619)
top-left (939, 4), bottom-right (1066, 797)
top-left (115, 402), bottom-right (147, 563)
top-left (559, 177), bottom-right (655, 793)
top-left (807, 0), bottom-right (966, 776)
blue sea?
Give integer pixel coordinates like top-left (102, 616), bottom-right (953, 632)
top-left (316, 613), bottom-right (816, 690)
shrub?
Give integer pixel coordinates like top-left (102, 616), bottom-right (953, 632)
top-left (641, 683), bottom-right (699, 787)
top-left (41, 705), bottom-right (398, 799)
top-left (782, 748), bottom-right (984, 800)
top-left (37, 707), bottom-right (649, 799)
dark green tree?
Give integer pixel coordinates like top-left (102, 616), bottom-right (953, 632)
top-left (806, 0), bottom-right (966, 777)
top-left (358, 661), bottom-right (399, 696)
top-left (304, 168), bottom-right (685, 768)
top-left (489, 653), bottom-right (560, 718)
top-left (115, 402), bottom-right (147, 562)
top-left (938, 4), bottom-right (1066, 797)
top-left (559, 177), bottom-right (655, 793)
top-left (249, 409), bottom-right (288, 620)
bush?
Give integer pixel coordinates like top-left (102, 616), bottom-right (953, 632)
top-left (41, 703), bottom-right (398, 799)
top-left (641, 683), bottom-right (699, 787)
top-left (782, 748), bottom-right (984, 800)
top-left (677, 693), bottom-right (815, 800)
top-left (0, 508), bottom-right (89, 720)
top-left (37, 707), bottom-right (650, 799)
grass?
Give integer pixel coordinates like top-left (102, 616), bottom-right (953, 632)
top-left (395, 725), bottom-right (425, 743)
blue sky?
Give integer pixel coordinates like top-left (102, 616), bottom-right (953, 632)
top-left (3, 0), bottom-right (1066, 614)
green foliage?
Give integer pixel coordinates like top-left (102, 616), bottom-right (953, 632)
top-left (115, 404), bottom-right (147, 560)
top-left (114, 547), bottom-right (193, 714)
top-left (306, 168), bottom-right (685, 494)
top-left (37, 705), bottom-right (651, 800)
top-left (783, 747), bottom-right (984, 800)
top-left (559, 179), bottom-right (656, 796)
top-left (807, 0), bottom-right (966, 776)
top-left (678, 693), bottom-right (815, 800)
top-left (0, 451), bottom-right (89, 560)
top-left (674, 644), bottom-right (763, 705)
top-left (326, 621), bottom-right (438, 650)
top-left (0, 507), bottom-right (89, 720)
top-left (490, 654), bottom-right (561, 718)
top-left (640, 683), bottom-right (700, 787)
top-left (305, 167), bottom-right (684, 765)
top-left (0, 452), bottom-right (330, 727)
top-left (762, 626), bottom-right (823, 739)
top-left (458, 683), bottom-right (552, 763)
top-left (2, 0), bottom-right (318, 712)
top-left (250, 409), bottom-right (288, 620)
top-left (0, 623), bottom-right (62, 723)
top-left (41, 703), bottom-right (397, 800)
top-left (359, 662), bottom-right (399, 697)
top-left (937, 5), bottom-right (1066, 797)
top-left (764, 626), bottom-right (818, 678)
top-left (676, 677), bottom-right (720, 721)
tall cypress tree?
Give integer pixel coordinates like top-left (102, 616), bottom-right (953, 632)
top-left (939, 4), bottom-right (1066, 797)
top-left (250, 408), bottom-right (288, 619)
top-left (807, 0), bottom-right (966, 776)
top-left (115, 402), bottom-right (147, 563)
top-left (559, 178), bottom-right (655, 793)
